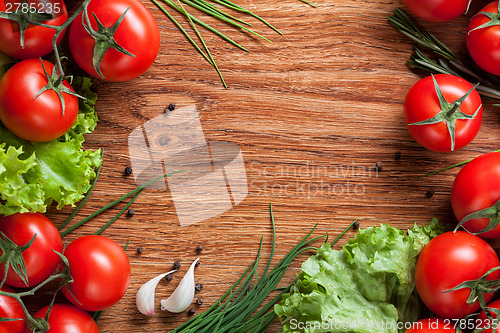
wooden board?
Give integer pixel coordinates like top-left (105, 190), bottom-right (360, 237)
top-left (39, 0), bottom-right (500, 331)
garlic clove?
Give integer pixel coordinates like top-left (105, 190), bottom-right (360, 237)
top-left (160, 258), bottom-right (199, 313)
top-left (136, 270), bottom-right (176, 316)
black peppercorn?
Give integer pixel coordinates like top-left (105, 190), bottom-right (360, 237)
top-left (375, 161), bottom-right (383, 172)
top-left (165, 274), bottom-right (173, 282)
top-left (127, 209), bottom-right (135, 216)
top-left (425, 189), bottom-right (435, 198)
top-left (352, 221), bottom-right (360, 230)
top-left (196, 245), bottom-right (203, 252)
top-left (168, 103), bottom-right (176, 111)
top-left (136, 247), bottom-right (143, 254)
top-left (173, 261), bottom-right (181, 270)
top-left (124, 166), bottom-right (133, 175)
top-left (394, 151), bottom-right (401, 160)
top-left (195, 283), bottom-right (203, 291)
top-left (195, 261), bottom-right (200, 268)
top-left (196, 298), bottom-right (203, 305)
top-left (187, 308), bottom-right (195, 316)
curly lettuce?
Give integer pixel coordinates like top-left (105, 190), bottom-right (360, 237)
top-left (0, 76), bottom-right (101, 216)
top-left (274, 220), bottom-right (446, 333)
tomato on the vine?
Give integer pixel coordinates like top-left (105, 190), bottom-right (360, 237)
top-left (0, 59), bottom-right (79, 142)
top-left (466, 1), bottom-right (500, 76)
top-left (68, 0), bottom-right (160, 82)
top-left (0, 0), bottom-right (68, 59)
top-left (415, 231), bottom-right (500, 319)
top-left (476, 299), bottom-right (500, 333)
top-left (451, 151), bottom-right (500, 238)
top-left (0, 285), bottom-right (25, 333)
top-left (62, 235), bottom-right (130, 311)
top-left (402, 0), bottom-right (469, 22)
top-left (0, 213), bottom-right (63, 288)
top-left (405, 318), bottom-right (456, 332)
top-left (24, 303), bottom-right (99, 333)
top-left (404, 74), bottom-right (482, 152)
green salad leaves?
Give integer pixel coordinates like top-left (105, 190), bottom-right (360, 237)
top-left (0, 76), bottom-right (101, 216)
top-left (274, 220), bottom-right (446, 333)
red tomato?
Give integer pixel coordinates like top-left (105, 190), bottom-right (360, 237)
top-left (0, 285), bottom-right (25, 333)
top-left (0, 0), bottom-right (68, 59)
top-left (451, 152), bottom-right (500, 238)
top-left (415, 231), bottom-right (500, 319)
top-left (466, 1), bottom-right (500, 76)
top-left (404, 74), bottom-right (482, 152)
top-left (62, 235), bottom-right (130, 311)
top-left (402, 0), bottom-right (469, 22)
top-left (24, 303), bottom-right (99, 333)
top-left (0, 59), bottom-right (78, 142)
top-left (0, 213), bottom-right (63, 288)
top-left (476, 299), bottom-right (500, 333)
top-left (68, 0), bottom-right (160, 82)
top-left (405, 318), bottom-right (456, 332)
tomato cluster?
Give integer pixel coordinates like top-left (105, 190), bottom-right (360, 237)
top-left (0, 0), bottom-right (160, 142)
top-left (0, 213), bottom-right (130, 332)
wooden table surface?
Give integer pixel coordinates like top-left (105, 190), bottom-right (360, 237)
top-left (41, 0), bottom-right (500, 331)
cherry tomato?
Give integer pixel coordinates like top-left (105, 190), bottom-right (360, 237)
top-left (467, 1), bottom-right (500, 76)
top-left (0, 285), bottom-right (24, 333)
top-left (0, 0), bottom-right (68, 59)
top-left (24, 303), bottom-right (99, 333)
top-left (0, 59), bottom-right (78, 142)
top-left (476, 299), bottom-right (500, 333)
top-left (68, 0), bottom-right (160, 82)
top-left (405, 318), bottom-right (456, 332)
top-left (451, 152), bottom-right (500, 238)
top-left (415, 231), bottom-right (500, 319)
top-left (0, 213), bottom-right (63, 288)
top-left (62, 235), bottom-right (130, 311)
top-left (404, 74), bottom-right (482, 152)
top-left (402, 0), bottom-right (469, 22)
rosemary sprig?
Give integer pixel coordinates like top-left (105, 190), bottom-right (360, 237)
top-left (170, 205), bottom-right (356, 332)
top-left (387, 8), bottom-right (500, 100)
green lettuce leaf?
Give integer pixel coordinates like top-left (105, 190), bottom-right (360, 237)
top-left (0, 77), bottom-right (101, 216)
top-left (274, 219), bottom-right (446, 333)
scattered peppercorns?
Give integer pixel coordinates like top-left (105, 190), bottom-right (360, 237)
top-left (187, 308), bottom-right (196, 316)
top-left (196, 245), bottom-right (204, 252)
top-left (136, 247), bottom-right (143, 254)
top-left (352, 220), bottom-right (360, 231)
top-left (195, 261), bottom-right (201, 268)
top-left (127, 209), bottom-right (135, 216)
top-left (124, 166), bottom-right (133, 175)
top-left (173, 261), bottom-right (181, 270)
top-left (425, 189), bottom-right (435, 198)
top-left (196, 298), bottom-right (203, 306)
top-left (165, 274), bottom-right (173, 282)
top-left (168, 103), bottom-right (176, 111)
top-left (195, 283), bottom-right (203, 291)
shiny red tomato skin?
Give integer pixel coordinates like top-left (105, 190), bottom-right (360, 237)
top-left (62, 235), bottom-right (130, 311)
top-left (451, 152), bottom-right (500, 238)
top-left (0, 0), bottom-right (68, 59)
top-left (0, 285), bottom-right (25, 333)
top-left (404, 74), bottom-right (482, 152)
top-left (68, 0), bottom-right (160, 82)
top-left (405, 318), bottom-right (456, 332)
top-left (402, 0), bottom-right (469, 22)
top-left (23, 303), bottom-right (99, 333)
top-left (415, 231), bottom-right (500, 319)
top-left (467, 1), bottom-right (500, 76)
top-left (0, 59), bottom-right (78, 142)
top-left (476, 299), bottom-right (500, 333)
top-left (0, 213), bottom-right (63, 288)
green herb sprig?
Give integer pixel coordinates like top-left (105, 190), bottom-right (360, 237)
top-left (387, 8), bottom-right (500, 100)
top-left (171, 204), bottom-right (356, 332)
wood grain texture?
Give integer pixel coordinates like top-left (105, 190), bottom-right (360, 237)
top-left (41, 0), bottom-right (500, 331)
